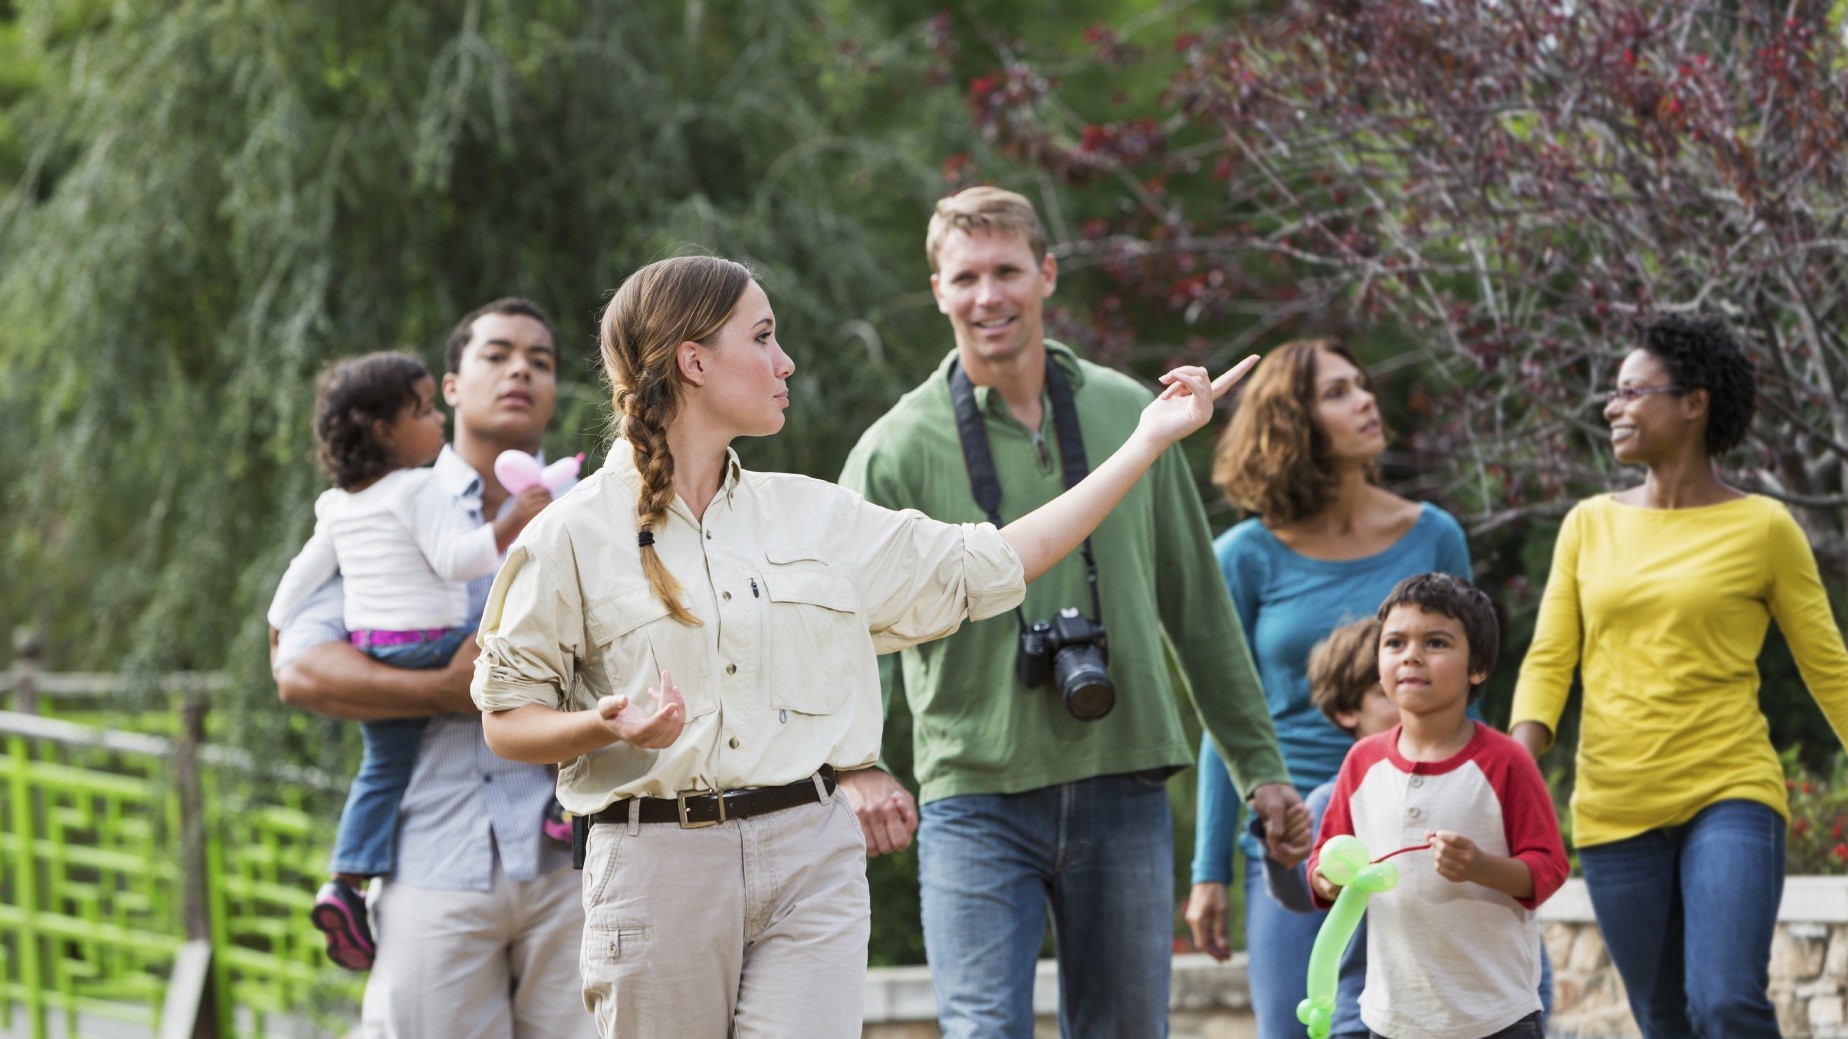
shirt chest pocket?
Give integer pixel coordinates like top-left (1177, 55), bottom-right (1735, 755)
top-left (759, 548), bottom-right (866, 717)
top-left (584, 583), bottom-right (716, 722)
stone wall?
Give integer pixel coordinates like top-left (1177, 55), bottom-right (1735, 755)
top-left (862, 877), bottom-right (1848, 1039)
top-left (1542, 876), bottom-right (1848, 1039)
top-left (864, 953), bottom-right (1256, 1039)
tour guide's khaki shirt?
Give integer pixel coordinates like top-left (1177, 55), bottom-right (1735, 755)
top-left (471, 447), bottom-right (1025, 815)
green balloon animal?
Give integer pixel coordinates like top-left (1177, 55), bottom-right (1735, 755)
top-left (1297, 835), bottom-right (1401, 1039)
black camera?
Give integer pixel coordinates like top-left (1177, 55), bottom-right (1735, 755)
top-left (1017, 607), bottom-right (1114, 721)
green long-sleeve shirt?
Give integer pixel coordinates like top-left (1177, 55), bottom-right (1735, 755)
top-left (839, 342), bottom-right (1290, 804)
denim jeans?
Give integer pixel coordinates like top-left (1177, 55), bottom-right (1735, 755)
top-left (1578, 799), bottom-right (1786, 1039)
top-left (329, 627), bottom-right (467, 877)
top-left (1243, 850), bottom-right (1327, 1039)
top-left (918, 771), bottom-right (1174, 1039)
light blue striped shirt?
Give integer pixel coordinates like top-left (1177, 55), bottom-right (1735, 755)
top-left (276, 446), bottom-right (571, 891)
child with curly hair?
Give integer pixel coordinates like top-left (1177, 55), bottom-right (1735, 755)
top-left (267, 351), bottom-right (550, 970)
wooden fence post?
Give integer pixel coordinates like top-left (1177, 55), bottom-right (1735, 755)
top-left (10, 626), bottom-right (41, 715)
top-left (160, 696), bottom-right (220, 1039)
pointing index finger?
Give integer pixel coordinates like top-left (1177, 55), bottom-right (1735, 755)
top-left (1211, 355), bottom-right (1261, 399)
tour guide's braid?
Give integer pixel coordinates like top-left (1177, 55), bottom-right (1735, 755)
top-left (598, 255), bottom-right (755, 626)
top-left (624, 379), bottom-right (696, 625)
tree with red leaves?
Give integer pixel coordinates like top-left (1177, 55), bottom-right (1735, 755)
top-left (957, 0), bottom-right (1848, 577)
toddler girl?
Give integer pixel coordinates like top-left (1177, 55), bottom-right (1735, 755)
top-left (267, 351), bottom-right (549, 970)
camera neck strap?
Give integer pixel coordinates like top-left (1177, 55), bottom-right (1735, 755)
top-left (947, 356), bottom-right (1103, 626)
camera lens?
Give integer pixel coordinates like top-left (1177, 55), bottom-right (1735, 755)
top-left (1054, 644), bottom-right (1115, 721)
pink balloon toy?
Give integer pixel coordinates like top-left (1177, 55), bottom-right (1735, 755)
top-left (494, 450), bottom-right (584, 494)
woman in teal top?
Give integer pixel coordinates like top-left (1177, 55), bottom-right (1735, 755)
top-left (1183, 339), bottom-right (1470, 1039)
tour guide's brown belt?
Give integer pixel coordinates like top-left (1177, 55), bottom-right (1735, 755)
top-left (587, 766), bottom-right (838, 829)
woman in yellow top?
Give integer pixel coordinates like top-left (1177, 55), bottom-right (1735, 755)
top-left (1510, 316), bottom-right (1848, 1039)
top-left (467, 255), bottom-right (1255, 1038)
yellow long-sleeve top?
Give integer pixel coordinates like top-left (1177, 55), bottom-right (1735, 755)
top-left (1510, 494), bottom-right (1848, 848)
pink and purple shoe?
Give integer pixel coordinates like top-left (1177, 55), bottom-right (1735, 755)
top-left (310, 878), bottom-right (376, 972)
top-left (543, 798), bottom-right (574, 844)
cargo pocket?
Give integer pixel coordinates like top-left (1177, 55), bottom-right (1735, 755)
top-left (759, 548), bottom-right (863, 716)
top-left (585, 583), bottom-right (716, 721)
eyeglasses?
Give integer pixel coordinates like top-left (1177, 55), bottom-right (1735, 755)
top-left (1603, 384), bottom-right (1685, 404)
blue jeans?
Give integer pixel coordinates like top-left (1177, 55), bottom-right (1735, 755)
top-left (1578, 799), bottom-right (1786, 1039)
top-left (329, 628), bottom-right (467, 878)
top-left (1244, 851), bottom-right (1327, 1039)
top-left (918, 771), bottom-right (1174, 1039)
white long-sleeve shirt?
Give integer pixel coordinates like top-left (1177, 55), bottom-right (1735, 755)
top-left (266, 465), bottom-right (501, 632)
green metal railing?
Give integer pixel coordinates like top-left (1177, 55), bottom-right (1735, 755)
top-left (1, 648), bottom-right (362, 1038)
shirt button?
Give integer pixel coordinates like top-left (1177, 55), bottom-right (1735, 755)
top-left (726, 663), bottom-right (737, 675)
top-left (482, 775), bottom-right (494, 784)
top-left (1407, 806), bottom-right (1421, 819)
top-left (705, 531), bottom-right (712, 540)
top-left (1410, 776), bottom-right (1423, 788)
top-left (723, 591), bottom-right (732, 601)
top-left (729, 736), bottom-right (741, 749)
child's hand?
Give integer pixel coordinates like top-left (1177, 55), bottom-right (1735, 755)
top-left (509, 485), bottom-right (554, 524)
top-left (597, 669), bottom-right (685, 749)
top-left (1309, 864), bottom-right (1343, 903)
top-left (1282, 801), bottom-right (1313, 853)
top-left (1428, 829), bottom-right (1482, 884)
top-left (494, 486), bottom-right (555, 550)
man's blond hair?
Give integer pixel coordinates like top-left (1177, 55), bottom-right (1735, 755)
top-left (925, 187), bottom-right (1048, 273)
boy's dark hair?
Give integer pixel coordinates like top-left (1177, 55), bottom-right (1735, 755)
top-left (444, 297), bottom-right (558, 375)
top-left (1376, 572), bottom-right (1499, 703)
top-left (314, 352), bottom-right (431, 491)
top-left (1637, 315), bottom-right (1756, 457)
top-left (1308, 617), bottom-right (1382, 737)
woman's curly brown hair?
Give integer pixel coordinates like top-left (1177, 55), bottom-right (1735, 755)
top-left (1212, 339), bottom-right (1376, 525)
top-left (313, 352), bottom-right (431, 491)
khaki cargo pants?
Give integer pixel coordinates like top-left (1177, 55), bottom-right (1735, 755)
top-left (579, 787), bottom-right (870, 1038)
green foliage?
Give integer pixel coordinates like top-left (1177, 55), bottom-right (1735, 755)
top-left (0, 0), bottom-right (1004, 970)
top-left (0, 0), bottom-right (974, 721)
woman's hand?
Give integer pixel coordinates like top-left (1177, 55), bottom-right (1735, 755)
top-left (597, 669), bottom-right (685, 749)
top-left (1184, 882), bottom-right (1232, 962)
top-left (1135, 356), bottom-right (1259, 449)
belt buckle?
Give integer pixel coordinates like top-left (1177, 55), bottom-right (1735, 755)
top-left (676, 790), bottom-right (726, 829)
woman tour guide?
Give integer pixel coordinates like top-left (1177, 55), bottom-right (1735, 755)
top-left (468, 255), bottom-right (1258, 1037)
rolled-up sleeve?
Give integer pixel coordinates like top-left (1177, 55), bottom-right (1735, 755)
top-left (471, 545), bottom-right (584, 713)
top-left (844, 496), bottom-right (1024, 654)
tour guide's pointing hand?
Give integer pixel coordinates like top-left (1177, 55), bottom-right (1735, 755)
top-left (598, 669), bottom-right (685, 749)
top-left (1138, 355), bottom-right (1260, 448)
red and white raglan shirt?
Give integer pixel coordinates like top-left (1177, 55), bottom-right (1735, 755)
top-left (1308, 722), bottom-right (1569, 1039)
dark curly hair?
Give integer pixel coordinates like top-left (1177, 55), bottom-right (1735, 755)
top-left (313, 352), bottom-right (432, 491)
top-left (1376, 572), bottom-right (1499, 703)
top-left (444, 297), bottom-right (558, 375)
top-left (1636, 315), bottom-right (1757, 457)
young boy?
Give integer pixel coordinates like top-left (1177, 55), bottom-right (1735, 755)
top-left (1310, 573), bottom-right (1568, 1039)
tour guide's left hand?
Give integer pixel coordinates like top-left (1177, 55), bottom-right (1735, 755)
top-left (1137, 356), bottom-right (1260, 448)
top-left (1250, 782), bottom-right (1312, 868)
top-left (598, 669), bottom-right (685, 749)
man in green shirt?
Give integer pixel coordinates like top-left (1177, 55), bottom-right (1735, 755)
top-left (838, 187), bottom-right (1307, 1037)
